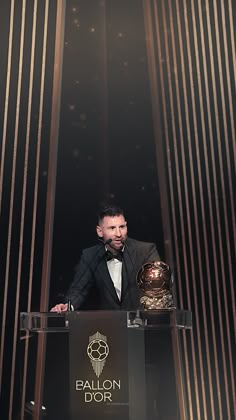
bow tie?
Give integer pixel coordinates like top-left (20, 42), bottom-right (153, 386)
top-left (106, 250), bottom-right (123, 262)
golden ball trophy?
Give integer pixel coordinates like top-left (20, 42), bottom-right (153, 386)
top-left (137, 261), bottom-right (174, 309)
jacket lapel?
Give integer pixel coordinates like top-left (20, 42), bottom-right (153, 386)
top-left (95, 239), bottom-right (137, 304)
top-left (121, 239), bottom-right (137, 300)
top-left (97, 257), bottom-right (120, 303)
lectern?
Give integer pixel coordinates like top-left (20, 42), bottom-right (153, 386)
top-left (20, 310), bottom-right (191, 420)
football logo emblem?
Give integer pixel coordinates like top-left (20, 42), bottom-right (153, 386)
top-left (87, 332), bottom-right (109, 377)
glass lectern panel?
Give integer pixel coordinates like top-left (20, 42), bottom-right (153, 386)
top-left (20, 309), bottom-right (192, 332)
top-left (20, 310), bottom-right (191, 420)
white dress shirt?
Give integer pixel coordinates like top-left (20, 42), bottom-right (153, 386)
top-left (106, 246), bottom-right (124, 300)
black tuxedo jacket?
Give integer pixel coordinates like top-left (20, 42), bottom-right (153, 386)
top-left (65, 237), bottom-right (160, 310)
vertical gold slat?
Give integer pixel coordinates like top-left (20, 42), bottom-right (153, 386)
top-left (219, 1), bottom-right (236, 413)
top-left (19, 1), bottom-right (50, 418)
top-left (227, 0), bottom-right (236, 125)
top-left (163, 3), bottom-right (206, 417)
top-left (220, 0), bottom-right (236, 174)
top-left (194, 0), bottom-right (236, 416)
top-left (163, 0), bottom-right (213, 415)
top-left (22, 0), bottom-right (48, 416)
top-left (220, 0), bottom-right (236, 335)
top-left (145, 1), bottom-right (235, 418)
top-left (8, 1), bottom-right (27, 417)
top-left (143, 1), bottom-right (188, 418)
top-left (196, 1), bottom-right (236, 417)
top-left (190, 1), bottom-right (226, 418)
top-left (216, 0), bottom-right (236, 321)
top-left (213, 0), bottom-right (236, 274)
top-left (169, 1), bottom-right (219, 417)
top-left (0, 0), bottom-right (15, 395)
top-left (158, 2), bottom-right (193, 411)
top-left (151, 0), bottom-right (185, 301)
top-left (153, 2), bottom-right (198, 416)
top-left (204, 3), bottom-right (233, 418)
top-left (212, 1), bottom-right (236, 414)
top-left (197, 0), bottom-right (236, 340)
top-left (20, 1), bottom-right (38, 418)
top-left (33, 1), bottom-right (66, 418)
top-left (168, 1), bottom-right (221, 416)
top-left (197, 0), bottom-right (231, 372)
top-left (169, 1), bottom-right (204, 417)
top-left (183, 2), bottom-right (223, 417)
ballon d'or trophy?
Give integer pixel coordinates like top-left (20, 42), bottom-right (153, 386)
top-left (137, 261), bottom-right (174, 309)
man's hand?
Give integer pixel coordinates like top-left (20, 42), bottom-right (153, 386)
top-left (50, 303), bottom-right (68, 312)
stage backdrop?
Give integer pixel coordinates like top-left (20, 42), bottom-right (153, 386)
top-left (0, 1), bottom-right (235, 419)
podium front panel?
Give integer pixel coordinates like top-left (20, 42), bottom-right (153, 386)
top-left (68, 311), bottom-right (129, 420)
top-left (20, 310), bottom-right (191, 419)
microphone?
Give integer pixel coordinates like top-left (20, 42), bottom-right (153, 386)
top-left (65, 238), bottom-right (112, 308)
top-left (67, 299), bottom-right (72, 311)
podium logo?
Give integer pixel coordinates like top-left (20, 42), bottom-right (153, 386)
top-left (75, 332), bottom-right (121, 402)
top-left (87, 332), bottom-right (109, 378)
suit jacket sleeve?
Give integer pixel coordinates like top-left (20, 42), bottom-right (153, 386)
top-left (64, 250), bottom-right (95, 310)
top-left (145, 242), bottom-right (160, 262)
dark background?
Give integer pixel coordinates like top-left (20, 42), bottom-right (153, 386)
top-left (0, 1), bottom-right (235, 418)
top-left (50, 0), bottom-right (165, 306)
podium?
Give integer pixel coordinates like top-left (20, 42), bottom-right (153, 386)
top-left (20, 310), bottom-right (191, 420)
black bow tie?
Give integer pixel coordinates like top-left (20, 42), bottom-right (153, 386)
top-left (106, 250), bottom-right (123, 262)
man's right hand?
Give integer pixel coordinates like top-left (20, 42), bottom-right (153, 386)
top-left (50, 303), bottom-right (68, 313)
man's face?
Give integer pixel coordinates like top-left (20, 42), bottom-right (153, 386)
top-left (96, 214), bottom-right (128, 252)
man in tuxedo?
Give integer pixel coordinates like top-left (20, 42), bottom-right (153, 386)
top-left (50, 205), bottom-right (173, 419)
top-left (51, 203), bottom-right (160, 312)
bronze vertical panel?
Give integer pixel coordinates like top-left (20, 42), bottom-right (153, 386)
top-left (202, 2), bottom-right (235, 417)
top-left (20, 2), bottom-right (38, 416)
top-left (161, 2), bottom-right (208, 418)
top-left (183, 2), bottom-right (226, 417)
top-left (0, 0), bottom-right (61, 417)
top-left (143, 1), bottom-right (189, 418)
top-left (157, 1), bottom-right (203, 417)
top-left (144, 0), bottom-right (236, 419)
top-left (33, 1), bottom-right (66, 418)
top-left (170, 1), bottom-right (219, 417)
top-left (20, 0), bottom-right (51, 417)
top-left (8, 1), bottom-right (27, 417)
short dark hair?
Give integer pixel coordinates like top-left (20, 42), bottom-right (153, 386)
top-left (97, 203), bottom-right (124, 224)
